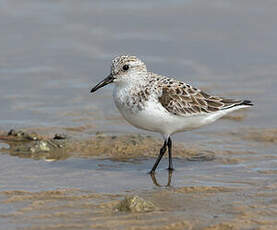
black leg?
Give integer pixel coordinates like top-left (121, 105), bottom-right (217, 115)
top-left (150, 139), bottom-right (167, 174)
top-left (167, 137), bottom-right (174, 171)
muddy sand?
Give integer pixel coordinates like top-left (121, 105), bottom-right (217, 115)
top-left (0, 128), bottom-right (277, 230)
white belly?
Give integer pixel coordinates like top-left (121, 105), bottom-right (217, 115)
top-left (114, 98), bottom-right (224, 138)
top-left (113, 85), bottom-right (243, 138)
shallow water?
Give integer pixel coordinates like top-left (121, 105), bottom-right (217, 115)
top-left (0, 0), bottom-right (277, 229)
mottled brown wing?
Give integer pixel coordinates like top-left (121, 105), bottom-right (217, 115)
top-left (158, 85), bottom-right (244, 116)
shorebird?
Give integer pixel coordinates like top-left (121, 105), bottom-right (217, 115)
top-left (91, 55), bottom-right (253, 174)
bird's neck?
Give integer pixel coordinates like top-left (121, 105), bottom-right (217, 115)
top-left (115, 73), bottom-right (149, 91)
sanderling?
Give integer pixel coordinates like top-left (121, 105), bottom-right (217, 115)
top-left (91, 55), bottom-right (253, 174)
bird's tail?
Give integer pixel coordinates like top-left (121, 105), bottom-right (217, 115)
top-left (222, 99), bottom-right (253, 110)
top-left (237, 100), bottom-right (253, 107)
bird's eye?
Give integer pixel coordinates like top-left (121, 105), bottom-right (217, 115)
top-left (122, 65), bottom-right (129, 71)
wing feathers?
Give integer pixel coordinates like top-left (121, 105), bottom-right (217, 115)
top-left (157, 80), bottom-right (252, 116)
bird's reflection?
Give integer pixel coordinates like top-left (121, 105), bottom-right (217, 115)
top-left (150, 170), bottom-right (173, 187)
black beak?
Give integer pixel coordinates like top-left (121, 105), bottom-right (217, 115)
top-left (90, 74), bottom-right (114, 93)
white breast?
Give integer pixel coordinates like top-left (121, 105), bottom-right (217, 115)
top-left (113, 84), bottom-right (242, 139)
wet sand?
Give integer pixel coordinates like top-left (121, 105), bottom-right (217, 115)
top-left (1, 128), bottom-right (277, 230)
top-left (1, 171), bottom-right (277, 230)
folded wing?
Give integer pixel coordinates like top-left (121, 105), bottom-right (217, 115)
top-left (158, 84), bottom-right (252, 116)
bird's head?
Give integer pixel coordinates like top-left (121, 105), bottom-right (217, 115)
top-left (90, 55), bottom-right (147, 93)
